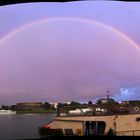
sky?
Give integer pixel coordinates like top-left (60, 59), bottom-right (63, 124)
top-left (0, 1), bottom-right (140, 104)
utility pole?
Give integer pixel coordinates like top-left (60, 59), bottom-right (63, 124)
top-left (107, 90), bottom-right (109, 100)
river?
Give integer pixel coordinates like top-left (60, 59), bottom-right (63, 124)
top-left (0, 113), bottom-right (56, 140)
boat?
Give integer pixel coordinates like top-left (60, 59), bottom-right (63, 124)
top-left (40, 112), bottom-right (140, 136)
top-left (39, 95), bottom-right (140, 136)
top-left (69, 108), bottom-right (93, 115)
top-left (0, 109), bottom-right (16, 114)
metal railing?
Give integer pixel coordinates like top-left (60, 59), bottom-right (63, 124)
top-left (116, 130), bottom-right (140, 136)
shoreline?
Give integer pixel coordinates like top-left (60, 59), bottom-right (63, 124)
top-left (16, 110), bottom-right (57, 114)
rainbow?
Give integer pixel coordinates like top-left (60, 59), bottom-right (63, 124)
top-left (0, 17), bottom-right (139, 50)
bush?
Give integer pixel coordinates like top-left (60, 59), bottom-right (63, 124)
top-left (107, 128), bottom-right (115, 136)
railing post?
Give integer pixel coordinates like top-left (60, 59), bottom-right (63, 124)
top-left (133, 130), bottom-right (134, 136)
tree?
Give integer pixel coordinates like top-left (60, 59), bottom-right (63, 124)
top-left (107, 128), bottom-right (115, 136)
top-left (88, 101), bottom-right (93, 105)
top-left (106, 101), bottom-right (120, 114)
top-left (1, 105), bottom-right (9, 110)
top-left (43, 102), bottom-right (51, 109)
top-left (96, 100), bottom-right (102, 106)
top-left (70, 101), bottom-right (81, 106)
top-left (10, 105), bottom-right (17, 111)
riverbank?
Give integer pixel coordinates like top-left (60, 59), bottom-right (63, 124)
top-left (16, 110), bottom-right (57, 114)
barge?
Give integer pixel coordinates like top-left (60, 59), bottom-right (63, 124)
top-left (40, 113), bottom-right (140, 136)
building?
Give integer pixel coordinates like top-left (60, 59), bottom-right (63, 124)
top-left (50, 102), bottom-right (58, 109)
top-left (98, 95), bottom-right (109, 104)
top-left (16, 102), bottom-right (43, 110)
top-left (95, 108), bottom-right (107, 113)
top-left (64, 101), bottom-right (71, 105)
top-left (120, 101), bottom-right (130, 105)
top-left (98, 99), bottom-right (109, 104)
top-left (97, 95), bottom-right (115, 104)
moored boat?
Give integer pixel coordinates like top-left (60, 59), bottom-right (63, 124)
top-left (40, 113), bottom-right (140, 136)
top-left (0, 109), bottom-right (16, 114)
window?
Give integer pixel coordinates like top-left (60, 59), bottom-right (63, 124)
top-left (136, 118), bottom-right (140, 121)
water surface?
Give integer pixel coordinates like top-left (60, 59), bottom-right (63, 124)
top-left (0, 113), bottom-right (56, 140)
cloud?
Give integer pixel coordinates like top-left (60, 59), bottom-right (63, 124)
top-left (0, 18), bottom-right (140, 104)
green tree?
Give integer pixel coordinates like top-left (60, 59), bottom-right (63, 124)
top-left (10, 105), bottom-right (17, 111)
top-left (1, 105), bottom-right (9, 110)
top-left (107, 128), bottom-right (115, 136)
top-left (88, 101), bottom-right (93, 105)
top-left (70, 101), bottom-right (81, 106)
top-left (43, 102), bottom-right (51, 109)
